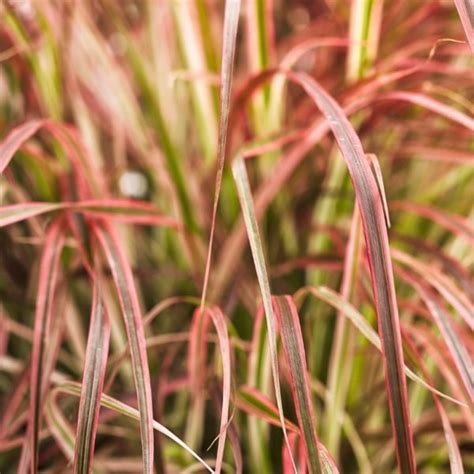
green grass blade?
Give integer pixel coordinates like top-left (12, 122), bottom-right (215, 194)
top-left (295, 286), bottom-right (466, 407)
top-left (232, 156), bottom-right (297, 473)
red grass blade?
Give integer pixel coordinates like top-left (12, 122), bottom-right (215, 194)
top-left (20, 218), bottom-right (65, 472)
top-left (453, 0), bottom-right (474, 52)
top-left (273, 295), bottom-right (323, 474)
top-left (186, 307), bottom-right (211, 448)
top-left (0, 120), bottom-right (44, 174)
top-left (74, 277), bottom-right (110, 474)
top-left (288, 71), bottom-right (417, 473)
top-left (200, 0), bottom-right (241, 308)
top-left (282, 433), bottom-right (306, 474)
top-left (94, 222), bottom-right (154, 473)
top-left (207, 307), bottom-right (232, 474)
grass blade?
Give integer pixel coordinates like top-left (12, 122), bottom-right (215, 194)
top-left (273, 295), bottom-right (323, 474)
top-left (45, 387), bottom-right (76, 462)
top-left (289, 71), bottom-right (417, 473)
top-left (74, 277), bottom-right (110, 474)
top-left (453, 0), bottom-right (474, 52)
top-left (377, 92), bottom-right (474, 130)
top-left (0, 200), bottom-right (180, 229)
top-left (191, 0), bottom-right (240, 448)
top-left (207, 307), bottom-right (232, 474)
top-left (232, 156), bottom-right (297, 472)
top-left (397, 267), bottom-right (473, 400)
top-left (21, 218), bottom-right (65, 472)
top-left (295, 286), bottom-right (466, 407)
top-left (94, 222), bottom-right (154, 473)
top-left (201, 0), bottom-right (241, 308)
top-left (0, 202), bottom-right (64, 227)
top-left (57, 381), bottom-right (214, 473)
top-left (393, 249), bottom-right (473, 329)
top-left (402, 331), bottom-right (464, 473)
top-left (235, 386), bottom-right (299, 433)
top-left (0, 120), bottom-right (44, 173)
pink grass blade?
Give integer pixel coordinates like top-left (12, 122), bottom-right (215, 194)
top-left (289, 71), bottom-right (417, 473)
top-left (282, 433), bottom-right (305, 474)
top-left (377, 91), bottom-right (474, 130)
top-left (273, 295), bottom-right (323, 474)
top-left (391, 201), bottom-right (474, 244)
top-left (200, 0), bottom-right (241, 309)
top-left (207, 307), bottom-right (232, 474)
top-left (453, 0), bottom-right (474, 52)
top-left (186, 307), bottom-right (211, 448)
top-left (74, 277), bottom-right (110, 474)
top-left (0, 120), bottom-right (44, 174)
top-left (20, 218), bottom-right (65, 472)
top-left (397, 267), bottom-right (473, 400)
top-left (232, 156), bottom-right (297, 472)
top-left (402, 331), bottom-right (465, 473)
top-left (94, 222), bottom-right (154, 474)
top-left (393, 249), bottom-right (474, 329)
top-left (0, 200), bottom-right (180, 229)
top-left (0, 202), bottom-right (64, 227)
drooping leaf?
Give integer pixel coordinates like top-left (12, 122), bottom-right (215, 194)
top-left (0, 120), bottom-right (44, 174)
top-left (232, 156), bottom-right (297, 472)
top-left (20, 218), bottom-right (65, 472)
top-left (377, 91), bottom-right (474, 130)
top-left (206, 306), bottom-right (232, 474)
top-left (94, 222), bottom-right (154, 473)
top-left (200, 0), bottom-right (241, 307)
top-left (273, 295), bottom-right (323, 474)
top-left (453, 0), bottom-right (473, 52)
top-left (402, 330), bottom-right (464, 474)
top-left (0, 200), bottom-right (180, 229)
top-left (287, 71), bottom-right (417, 473)
top-left (393, 249), bottom-right (474, 329)
top-left (397, 266), bottom-right (473, 401)
top-left (45, 387), bottom-right (76, 462)
top-left (74, 277), bottom-right (110, 474)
